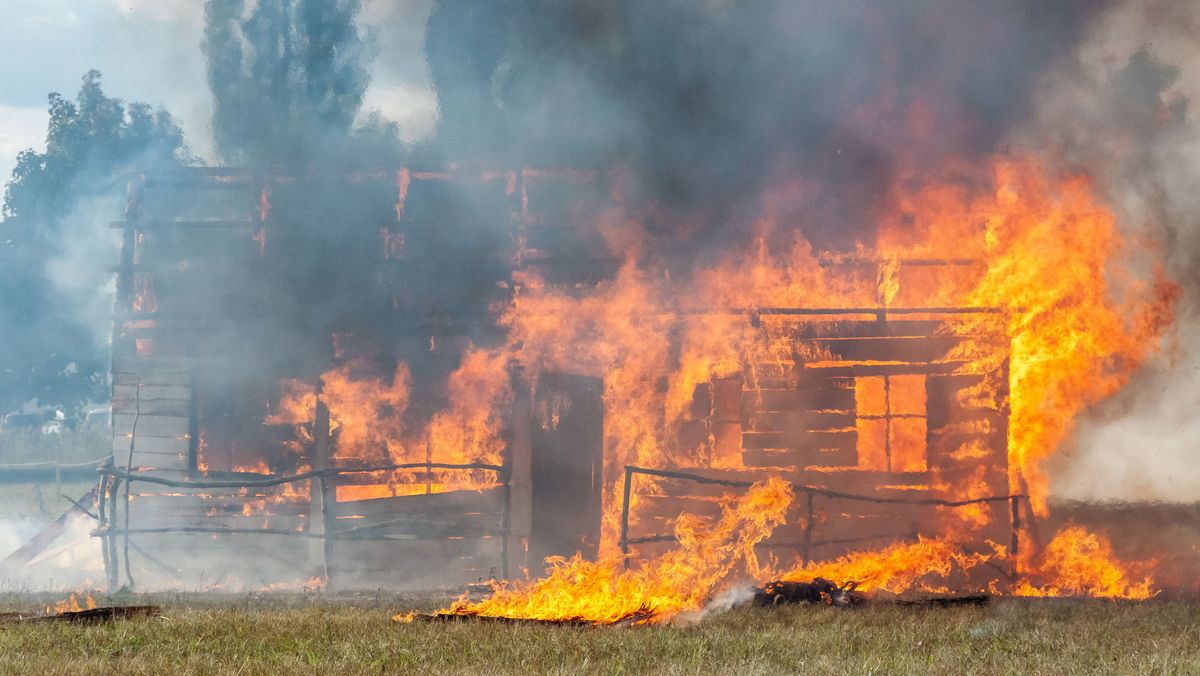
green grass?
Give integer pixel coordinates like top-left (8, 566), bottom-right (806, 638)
top-left (0, 594), bottom-right (1196, 674)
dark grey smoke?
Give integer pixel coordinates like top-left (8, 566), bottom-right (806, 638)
top-left (422, 0), bottom-right (1112, 257)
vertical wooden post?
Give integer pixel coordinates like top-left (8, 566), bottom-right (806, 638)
top-left (505, 377), bottom-right (532, 579)
top-left (424, 428), bottom-right (433, 495)
top-left (107, 475), bottom-right (120, 591)
top-left (187, 369), bottom-right (200, 472)
top-left (500, 474), bottom-right (511, 580)
top-left (310, 398), bottom-right (336, 588)
top-left (619, 466), bottom-right (634, 568)
top-left (97, 465), bottom-right (113, 590)
top-left (802, 490), bottom-right (815, 567)
top-left (1010, 494), bottom-right (1021, 583)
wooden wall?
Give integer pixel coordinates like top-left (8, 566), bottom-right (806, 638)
top-left (645, 316), bottom-right (1011, 567)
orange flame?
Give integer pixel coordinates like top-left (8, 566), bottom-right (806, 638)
top-left (408, 479), bottom-right (793, 625)
top-left (46, 592), bottom-right (96, 615)
top-left (1016, 526), bottom-right (1155, 599)
top-left (778, 537), bottom-right (996, 596)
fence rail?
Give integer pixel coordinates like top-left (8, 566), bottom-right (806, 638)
top-left (94, 461), bottom-right (512, 591)
top-left (617, 465), bottom-right (1026, 574)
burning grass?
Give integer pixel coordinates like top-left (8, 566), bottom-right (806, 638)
top-left (0, 592), bottom-right (1196, 674)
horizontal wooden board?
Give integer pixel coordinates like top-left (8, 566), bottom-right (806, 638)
top-left (114, 413), bottom-right (189, 438)
top-left (113, 356), bottom-right (196, 374)
top-left (113, 398), bottom-right (190, 417)
top-left (801, 360), bottom-right (969, 378)
top-left (794, 320), bottom-right (946, 340)
top-left (128, 451), bottom-right (189, 471)
top-left (113, 435), bottom-right (189, 455)
top-left (744, 409), bottom-right (854, 433)
top-left (812, 335), bottom-right (963, 363)
top-left (332, 487), bottom-right (505, 521)
top-left (113, 384), bottom-right (191, 401)
top-left (742, 443), bottom-right (857, 470)
top-left (638, 467), bottom-right (936, 502)
top-left (113, 370), bottom-right (193, 386)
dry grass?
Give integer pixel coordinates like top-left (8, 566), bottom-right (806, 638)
top-left (0, 593), bottom-right (1197, 674)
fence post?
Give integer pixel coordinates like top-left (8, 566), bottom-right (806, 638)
top-left (107, 474), bottom-right (120, 591)
top-left (97, 466), bottom-right (112, 589)
top-left (619, 466), bottom-right (634, 568)
top-left (310, 398), bottom-right (335, 588)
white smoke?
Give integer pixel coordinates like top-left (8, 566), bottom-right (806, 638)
top-left (1034, 0), bottom-right (1200, 503)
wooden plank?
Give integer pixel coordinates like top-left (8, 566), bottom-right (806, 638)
top-left (126, 493), bottom-right (305, 512)
top-left (629, 496), bottom-right (933, 553)
top-left (112, 370), bottom-right (193, 386)
top-left (331, 487), bottom-right (505, 521)
top-left (128, 451), bottom-right (189, 470)
top-left (711, 377), bottom-right (743, 420)
top-left (113, 398), bottom-right (189, 417)
top-left (742, 362), bottom-right (796, 381)
top-left (113, 413), bottom-right (189, 438)
top-left (743, 410), bottom-right (855, 433)
top-left (113, 435), bottom-right (189, 455)
top-left (745, 383), bottom-right (855, 412)
top-left (113, 384), bottom-right (191, 401)
top-left (742, 442), bottom-right (856, 469)
top-left (112, 356), bottom-right (195, 374)
top-left (795, 320), bottom-right (946, 339)
top-left (813, 335), bottom-right (963, 363)
top-left (331, 513), bottom-right (501, 539)
top-left (800, 360), bottom-right (969, 378)
top-left (642, 467), bottom-right (935, 501)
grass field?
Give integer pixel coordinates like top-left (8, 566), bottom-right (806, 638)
top-left (0, 593), bottom-right (1196, 674)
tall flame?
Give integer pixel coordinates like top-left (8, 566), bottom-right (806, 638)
top-left (1016, 526), bottom-right (1155, 599)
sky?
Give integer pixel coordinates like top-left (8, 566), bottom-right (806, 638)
top-left (0, 0), bottom-right (438, 180)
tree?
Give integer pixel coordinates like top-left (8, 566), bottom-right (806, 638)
top-left (0, 71), bottom-right (188, 417)
top-left (204, 0), bottom-right (396, 167)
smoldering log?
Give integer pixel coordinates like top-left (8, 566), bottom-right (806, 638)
top-left (0, 605), bottom-right (163, 624)
top-left (753, 579), bottom-right (864, 607)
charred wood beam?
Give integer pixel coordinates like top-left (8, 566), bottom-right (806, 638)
top-left (674, 307), bottom-right (1007, 318)
top-left (893, 595), bottom-right (991, 608)
top-left (311, 398), bottom-right (335, 587)
top-left (410, 613), bottom-right (594, 627)
top-left (622, 466), bottom-right (1024, 507)
top-left (60, 494), bottom-right (98, 521)
top-left (1, 486), bottom-right (100, 569)
top-left (0, 606), bottom-right (162, 624)
top-left (624, 532), bottom-right (920, 549)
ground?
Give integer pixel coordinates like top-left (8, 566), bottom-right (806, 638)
top-left (0, 593), bottom-right (1196, 674)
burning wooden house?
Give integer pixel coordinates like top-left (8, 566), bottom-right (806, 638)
top-left (100, 165), bottom-right (1018, 591)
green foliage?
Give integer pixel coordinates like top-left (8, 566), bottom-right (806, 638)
top-left (3, 70), bottom-right (186, 225)
top-left (0, 71), bottom-right (188, 417)
top-left (204, 0), bottom-right (396, 167)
